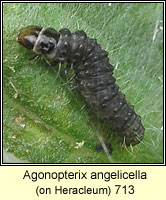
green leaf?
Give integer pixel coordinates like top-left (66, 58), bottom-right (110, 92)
top-left (3, 3), bottom-right (163, 163)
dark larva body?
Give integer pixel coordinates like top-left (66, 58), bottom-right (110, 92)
top-left (18, 26), bottom-right (145, 146)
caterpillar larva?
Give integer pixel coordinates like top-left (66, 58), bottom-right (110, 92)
top-left (18, 25), bottom-right (145, 146)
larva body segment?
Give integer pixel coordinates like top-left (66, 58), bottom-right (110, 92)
top-left (57, 29), bottom-right (144, 146)
top-left (18, 26), bottom-right (145, 146)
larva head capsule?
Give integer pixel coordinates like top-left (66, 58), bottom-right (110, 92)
top-left (18, 25), bottom-right (60, 56)
top-left (18, 25), bottom-right (42, 50)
